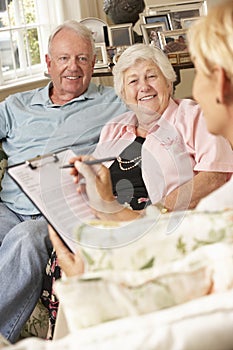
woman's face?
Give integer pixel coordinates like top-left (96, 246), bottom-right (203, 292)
top-left (122, 60), bottom-right (171, 120)
top-left (193, 60), bottom-right (229, 137)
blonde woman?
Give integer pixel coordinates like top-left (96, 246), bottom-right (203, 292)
top-left (188, 0), bottom-right (233, 147)
top-left (188, 0), bottom-right (233, 211)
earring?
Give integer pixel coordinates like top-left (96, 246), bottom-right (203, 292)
top-left (216, 97), bottom-right (221, 104)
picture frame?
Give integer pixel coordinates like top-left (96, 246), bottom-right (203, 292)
top-left (167, 51), bottom-right (192, 65)
top-left (158, 29), bottom-right (188, 54)
top-left (167, 53), bottom-right (179, 65)
top-left (79, 17), bottom-right (108, 43)
top-left (140, 13), bottom-right (172, 30)
top-left (168, 9), bottom-right (201, 30)
top-left (94, 42), bottom-right (108, 69)
top-left (140, 22), bottom-right (166, 47)
top-left (144, 1), bottom-right (207, 29)
top-left (108, 23), bottom-right (134, 47)
top-left (178, 52), bottom-right (192, 64)
top-left (181, 17), bottom-right (200, 29)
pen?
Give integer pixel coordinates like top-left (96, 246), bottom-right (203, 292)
top-left (60, 156), bottom-right (117, 168)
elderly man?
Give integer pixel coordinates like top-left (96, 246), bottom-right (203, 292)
top-left (0, 20), bottom-right (128, 343)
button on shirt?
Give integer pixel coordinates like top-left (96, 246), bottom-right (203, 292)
top-left (0, 82), bottom-right (128, 214)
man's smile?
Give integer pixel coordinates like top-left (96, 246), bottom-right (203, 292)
top-left (65, 76), bottom-right (82, 80)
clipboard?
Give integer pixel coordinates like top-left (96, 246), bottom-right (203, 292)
top-left (7, 149), bottom-right (160, 250)
top-left (7, 149), bottom-right (95, 252)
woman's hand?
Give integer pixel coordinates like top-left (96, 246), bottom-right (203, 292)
top-left (69, 155), bottom-right (143, 221)
top-left (68, 155), bottom-right (83, 184)
top-left (73, 157), bottom-right (123, 219)
top-left (48, 226), bottom-right (84, 277)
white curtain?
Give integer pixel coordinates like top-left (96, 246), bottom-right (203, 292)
top-left (62, 0), bottom-right (108, 22)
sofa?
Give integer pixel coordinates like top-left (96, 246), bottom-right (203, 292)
top-left (1, 205), bottom-right (233, 349)
top-left (2, 140), bottom-right (233, 349)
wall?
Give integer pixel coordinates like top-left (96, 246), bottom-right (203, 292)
top-left (62, 0), bottom-right (108, 22)
top-left (145, 0), bottom-right (221, 8)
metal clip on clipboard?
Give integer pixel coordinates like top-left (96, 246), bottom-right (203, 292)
top-left (25, 153), bottom-right (59, 170)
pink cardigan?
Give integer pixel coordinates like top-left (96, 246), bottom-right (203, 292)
top-left (93, 98), bottom-right (233, 204)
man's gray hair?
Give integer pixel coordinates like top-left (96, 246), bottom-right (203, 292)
top-left (48, 20), bottom-right (95, 57)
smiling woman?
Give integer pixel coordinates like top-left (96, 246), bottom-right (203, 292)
top-left (68, 43), bottom-right (233, 222)
top-left (122, 60), bottom-right (172, 129)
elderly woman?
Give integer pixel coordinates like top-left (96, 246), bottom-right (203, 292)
top-left (69, 43), bottom-right (233, 221)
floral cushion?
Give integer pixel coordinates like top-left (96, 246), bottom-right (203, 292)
top-left (1, 210), bottom-right (233, 349)
top-left (78, 209), bottom-right (233, 272)
top-left (20, 300), bottom-right (49, 340)
top-left (54, 209), bottom-right (233, 331)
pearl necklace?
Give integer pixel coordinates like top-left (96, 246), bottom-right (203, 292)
top-left (117, 156), bottom-right (142, 171)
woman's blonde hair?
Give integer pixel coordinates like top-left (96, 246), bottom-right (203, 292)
top-left (188, 0), bottom-right (233, 84)
top-left (112, 44), bottom-right (177, 99)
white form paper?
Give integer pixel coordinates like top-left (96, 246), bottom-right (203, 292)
top-left (7, 149), bottom-right (163, 250)
top-left (7, 149), bottom-right (95, 252)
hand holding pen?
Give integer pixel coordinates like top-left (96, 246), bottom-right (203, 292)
top-left (61, 155), bottom-right (117, 190)
top-left (63, 155), bottom-right (118, 217)
top-left (60, 156), bottom-right (117, 168)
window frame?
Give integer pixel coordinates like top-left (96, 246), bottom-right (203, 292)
top-left (0, 0), bottom-right (63, 87)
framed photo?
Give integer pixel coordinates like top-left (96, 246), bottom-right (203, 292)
top-left (169, 9), bottom-right (201, 29)
top-left (167, 53), bottom-right (179, 65)
top-left (94, 43), bottom-right (108, 69)
top-left (108, 23), bottom-right (134, 47)
top-left (159, 29), bottom-right (188, 54)
top-left (140, 13), bottom-right (172, 30)
top-left (140, 22), bottom-right (166, 47)
top-left (79, 17), bottom-right (108, 43)
top-left (178, 52), bottom-right (192, 64)
top-left (181, 17), bottom-right (200, 29)
top-left (145, 1), bottom-right (207, 29)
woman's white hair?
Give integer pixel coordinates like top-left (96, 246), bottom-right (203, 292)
top-left (48, 20), bottom-right (95, 57)
top-left (112, 44), bottom-right (177, 99)
top-left (188, 0), bottom-right (233, 84)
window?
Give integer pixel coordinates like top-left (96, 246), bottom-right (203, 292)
top-left (0, 0), bottom-right (61, 85)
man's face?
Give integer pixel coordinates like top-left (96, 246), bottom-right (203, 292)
top-left (46, 28), bottom-right (95, 102)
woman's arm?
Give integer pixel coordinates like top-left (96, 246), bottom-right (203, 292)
top-left (71, 157), bottom-right (228, 220)
top-left (163, 171), bottom-right (228, 211)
